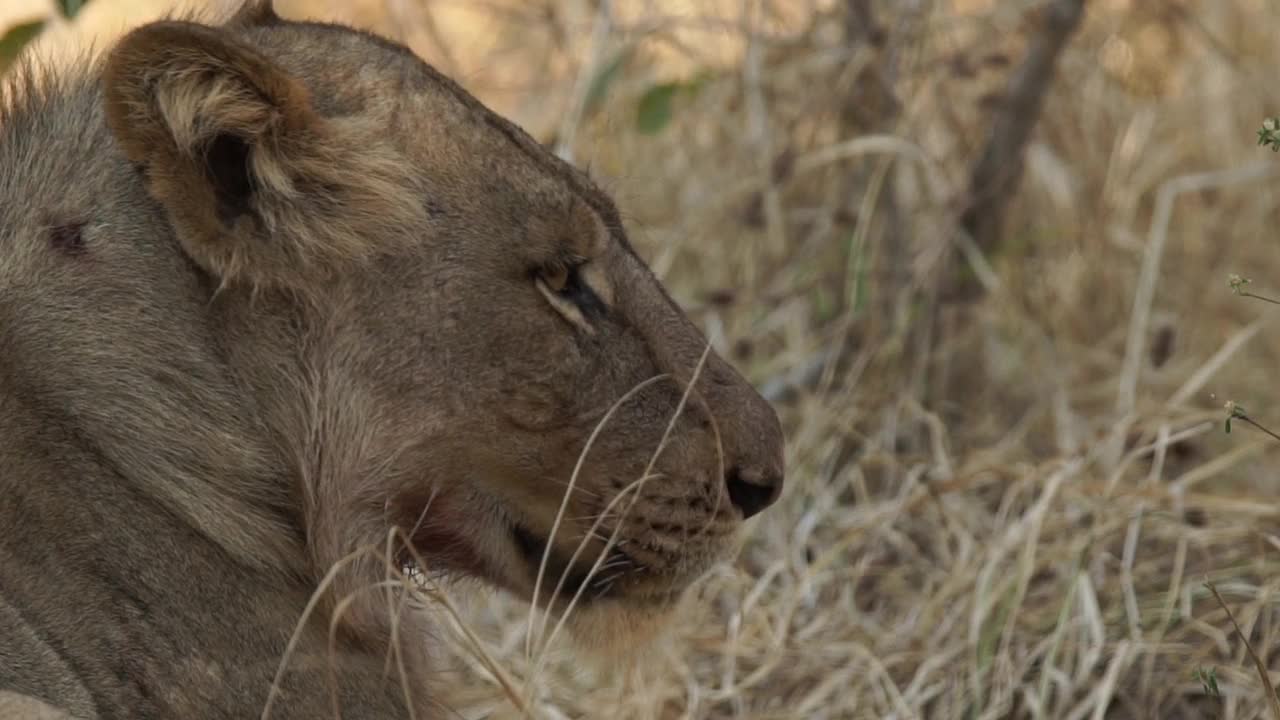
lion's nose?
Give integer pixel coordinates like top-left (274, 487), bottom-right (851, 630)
top-left (705, 355), bottom-right (786, 520)
top-left (725, 466), bottom-right (782, 519)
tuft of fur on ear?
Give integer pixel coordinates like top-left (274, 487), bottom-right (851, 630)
top-left (102, 21), bottom-right (423, 289)
top-left (226, 0), bottom-right (282, 28)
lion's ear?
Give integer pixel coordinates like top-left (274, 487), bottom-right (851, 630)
top-left (103, 21), bottom-right (418, 288)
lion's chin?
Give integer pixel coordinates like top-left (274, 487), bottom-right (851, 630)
top-left (558, 594), bottom-right (683, 667)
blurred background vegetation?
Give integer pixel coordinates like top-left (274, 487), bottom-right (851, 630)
top-left (6, 0), bottom-right (1280, 717)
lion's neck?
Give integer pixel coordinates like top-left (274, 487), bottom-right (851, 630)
top-left (0, 376), bottom-right (434, 717)
top-left (0, 344), bottom-right (307, 577)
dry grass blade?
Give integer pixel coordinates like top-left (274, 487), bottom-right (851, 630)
top-left (1166, 318), bottom-right (1267, 408)
top-left (17, 0), bottom-right (1280, 717)
top-left (1205, 581), bottom-right (1280, 720)
top-left (1115, 162), bottom-right (1276, 419)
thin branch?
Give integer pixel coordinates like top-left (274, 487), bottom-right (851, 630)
top-left (1236, 414), bottom-right (1280, 444)
top-left (1240, 291), bottom-right (1280, 306)
top-left (953, 0), bottom-right (1088, 297)
top-left (1205, 581), bottom-right (1280, 720)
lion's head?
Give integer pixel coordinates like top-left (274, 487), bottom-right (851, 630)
top-left (2, 0), bottom-right (783, 654)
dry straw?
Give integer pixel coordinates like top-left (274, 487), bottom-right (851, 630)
top-left (9, 0), bottom-right (1280, 717)
top-left (412, 1), bottom-right (1280, 718)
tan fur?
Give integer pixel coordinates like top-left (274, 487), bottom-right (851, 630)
top-left (0, 691), bottom-right (75, 719)
top-left (0, 1), bottom-right (784, 717)
top-left (102, 19), bottom-right (424, 291)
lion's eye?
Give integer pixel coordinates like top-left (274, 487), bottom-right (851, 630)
top-left (535, 259), bottom-right (605, 328)
top-left (538, 260), bottom-right (591, 301)
top-left (541, 264), bottom-right (571, 294)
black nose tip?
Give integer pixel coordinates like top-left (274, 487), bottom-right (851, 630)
top-left (725, 467), bottom-right (782, 519)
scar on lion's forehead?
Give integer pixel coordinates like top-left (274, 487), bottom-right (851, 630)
top-left (48, 222), bottom-right (86, 256)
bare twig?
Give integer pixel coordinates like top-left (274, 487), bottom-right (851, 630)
top-left (1206, 581), bottom-right (1280, 720)
top-left (1238, 415), bottom-right (1280, 443)
top-left (1228, 274), bottom-right (1280, 305)
top-left (953, 0), bottom-right (1087, 298)
top-left (1227, 404), bottom-right (1280, 444)
top-left (1240, 291), bottom-right (1280, 305)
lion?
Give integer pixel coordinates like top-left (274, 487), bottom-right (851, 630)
top-left (0, 1), bottom-right (786, 717)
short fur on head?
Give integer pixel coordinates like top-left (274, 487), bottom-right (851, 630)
top-left (0, 1), bottom-right (785, 717)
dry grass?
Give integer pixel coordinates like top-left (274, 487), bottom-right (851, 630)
top-left (11, 0), bottom-right (1280, 717)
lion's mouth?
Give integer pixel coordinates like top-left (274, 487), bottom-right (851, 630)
top-left (509, 524), bottom-right (640, 604)
top-left (400, 503), bottom-right (654, 605)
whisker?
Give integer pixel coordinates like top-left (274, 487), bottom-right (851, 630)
top-left (593, 567), bottom-right (634, 588)
top-left (523, 374), bottom-right (671, 663)
top-left (691, 405), bottom-right (728, 544)
top-left (532, 342), bottom-right (715, 671)
top-left (543, 476), bottom-right (602, 499)
top-left (590, 582), bottom-right (617, 602)
top-left (535, 472), bottom-right (654, 654)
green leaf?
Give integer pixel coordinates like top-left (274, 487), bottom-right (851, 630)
top-left (56, 0), bottom-right (88, 19)
top-left (683, 69), bottom-right (717, 98)
top-left (812, 285), bottom-right (835, 323)
top-left (1194, 666), bottom-right (1221, 698)
top-left (0, 21), bottom-right (44, 72)
top-left (1225, 417), bottom-right (1233, 433)
top-left (582, 49), bottom-right (631, 117)
top-left (636, 83), bottom-right (681, 135)
top-left (1258, 117), bottom-right (1280, 152)
top-left (852, 258), bottom-right (868, 314)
